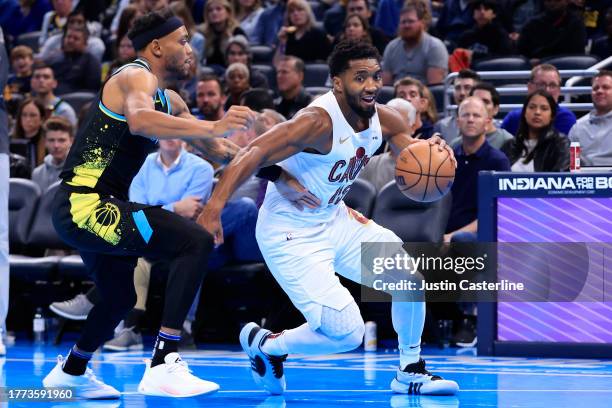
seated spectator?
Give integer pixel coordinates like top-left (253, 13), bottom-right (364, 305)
top-left (199, 0), bottom-right (247, 69)
top-left (6, 46), bottom-right (34, 96)
top-left (436, 0), bottom-right (475, 47)
top-left (358, 98), bottom-right (418, 191)
top-left (10, 97), bottom-right (46, 167)
top-left (111, 0), bottom-right (147, 36)
top-left (382, 1), bottom-right (449, 85)
top-left (591, 7), bottom-right (612, 60)
top-left (394, 76), bottom-right (435, 139)
top-left (44, 25), bottom-right (102, 94)
top-left (342, 0), bottom-right (390, 54)
top-left (501, 64), bottom-right (576, 135)
top-left (334, 14), bottom-right (375, 50)
top-left (251, 0), bottom-right (286, 45)
top-left (114, 4), bottom-right (141, 48)
top-left (435, 69), bottom-right (481, 142)
top-left (274, 55), bottom-right (313, 119)
top-left (39, 8), bottom-right (106, 62)
top-left (444, 97), bottom-right (510, 243)
top-left (518, 0), bottom-right (587, 60)
top-left (192, 74), bottom-right (226, 120)
top-left (450, 82), bottom-right (514, 149)
top-left (235, 0), bottom-right (265, 43)
top-left (224, 62), bottom-right (251, 110)
top-left (103, 34), bottom-right (136, 81)
top-left (30, 62), bottom-right (77, 126)
top-left (170, 1), bottom-right (205, 64)
top-left (31, 116), bottom-right (73, 191)
top-left (502, 90), bottom-right (570, 171)
top-left (499, 0), bottom-right (543, 40)
top-left (274, 0), bottom-right (332, 64)
top-left (0, 0), bottom-right (52, 39)
top-left (569, 70), bottom-right (612, 166)
top-left (240, 88), bottom-right (275, 112)
top-left (225, 35), bottom-right (269, 89)
top-left (39, 0), bottom-right (73, 47)
top-left (569, 0), bottom-right (612, 39)
top-left (457, 0), bottom-right (514, 61)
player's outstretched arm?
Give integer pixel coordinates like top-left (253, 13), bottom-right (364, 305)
top-left (118, 69), bottom-right (255, 141)
top-left (197, 108), bottom-right (331, 245)
top-left (379, 104), bottom-right (457, 168)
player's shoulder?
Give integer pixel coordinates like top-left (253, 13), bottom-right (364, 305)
top-left (293, 106), bottom-right (333, 128)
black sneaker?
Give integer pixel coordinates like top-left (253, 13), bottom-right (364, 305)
top-left (390, 358), bottom-right (459, 395)
top-left (239, 322), bottom-right (287, 395)
top-left (452, 318), bottom-right (477, 348)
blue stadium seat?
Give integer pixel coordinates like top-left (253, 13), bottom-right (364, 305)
top-left (372, 181), bottom-right (452, 243)
top-left (429, 84), bottom-right (445, 114)
top-left (57, 91), bottom-right (97, 115)
top-left (251, 45), bottom-right (274, 64)
top-left (8, 178), bottom-right (40, 253)
top-left (344, 178), bottom-right (377, 218)
top-left (252, 64), bottom-right (276, 90)
top-left (304, 63), bottom-right (330, 87)
top-left (15, 31), bottom-right (41, 53)
top-left (305, 86), bottom-right (331, 97)
top-left (473, 56), bottom-right (531, 72)
top-left (376, 86), bottom-right (395, 104)
top-left (541, 55), bottom-right (599, 70)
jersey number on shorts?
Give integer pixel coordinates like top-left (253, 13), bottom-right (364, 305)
top-left (328, 185), bottom-right (352, 205)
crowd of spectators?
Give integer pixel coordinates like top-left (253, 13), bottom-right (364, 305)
top-left (1, 0), bottom-right (612, 352)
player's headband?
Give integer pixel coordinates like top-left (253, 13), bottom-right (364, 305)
top-left (129, 16), bottom-right (184, 51)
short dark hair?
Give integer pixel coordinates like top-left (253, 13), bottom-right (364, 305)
top-left (128, 8), bottom-right (175, 51)
top-left (278, 55), bottom-right (305, 75)
top-left (328, 40), bottom-right (380, 78)
top-left (470, 82), bottom-right (500, 107)
top-left (457, 69), bottom-right (481, 82)
top-left (393, 76), bottom-right (425, 97)
top-left (468, 0), bottom-right (499, 12)
top-left (43, 116), bottom-right (74, 139)
top-left (198, 73), bottom-right (224, 95)
top-left (32, 61), bottom-right (55, 77)
top-left (594, 69), bottom-right (612, 82)
top-left (240, 88), bottom-right (275, 112)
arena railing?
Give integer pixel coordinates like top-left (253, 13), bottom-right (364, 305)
top-left (563, 55), bottom-right (612, 103)
top-left (443, 69), bottom-right (599, 117)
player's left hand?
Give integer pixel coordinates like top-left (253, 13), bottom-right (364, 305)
top-left (197, 205), bottom-right (224, 247)
top-left (427, 133), bottom-right (457, 168)
top-left (276, 170), bottom-right (321, 211)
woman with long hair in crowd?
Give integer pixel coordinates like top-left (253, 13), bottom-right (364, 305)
top-left (334, 14), bottom-right (374, 50)
top-left (200, 0), bottom-right (246, 69)
top-left (11, 97), bottom-right (47, 167)
top-left (502, 90), bottom-right (569, 172)
top-left (233, 0), bottom-right (264, 43)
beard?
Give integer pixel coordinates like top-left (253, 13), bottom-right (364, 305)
top-left (346, 90), bottom-right (376, 119)
top-left (201, 102), bottom-right (220, 117)
top-left (165, 54), bottom-right (191, 80)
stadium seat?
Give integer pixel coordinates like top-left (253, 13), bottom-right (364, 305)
top-left (429, 84), bottom-right (445, 114)
top-left (473, 56), bottom-right (531, 72)
top-left (541, 55), bottom-right (599, 70)
top-left (252, 64), bottom-right (276, 90)
top-left (344, 178), bottom-right (377, 218)
top-left (251, 45), bottom-right (274, 64)
top-left (304, 63), bottom-right (330, 87)
top-left (58, 91), bottom-right (97, 114)
top-left (305, 86), bottom-right (331, 97)
top-left (372, 181), bottom-right (452, 243)
top-left (8, 178), bottom-right (41, 252)
top-left (376, 86), bottom-right (395, 104)
top-left (15, 31), bottom-right (42, 53)
top-left (27, 181), bottom-right (72, 250)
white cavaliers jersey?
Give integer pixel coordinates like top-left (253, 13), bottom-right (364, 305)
top-left (261, 91), bottom-right (383, 226)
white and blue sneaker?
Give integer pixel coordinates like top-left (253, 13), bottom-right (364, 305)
top-left (239, 322), bottom-right (287, 395)
top-left (390, 358), bottom-right (459, 395)
top-left (138, 352), bottom-right (219, 397)
top-left (42, 355), bottom-right (120, 399)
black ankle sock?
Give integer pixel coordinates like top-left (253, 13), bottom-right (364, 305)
top-left (151, 330), bottom-right (180, 368)
top-left (62, 346), bottom-right (92, 376)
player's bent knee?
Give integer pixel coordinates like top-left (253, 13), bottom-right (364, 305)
top-left (319, 302), bottom-right (365, 350)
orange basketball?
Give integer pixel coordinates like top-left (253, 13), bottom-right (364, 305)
top-left (395, 141), bottom-right (455, 202)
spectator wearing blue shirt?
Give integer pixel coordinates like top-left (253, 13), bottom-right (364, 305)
top-left (435, 0), bottom-right (475, 47)
top-left (445, 97), bottom-right (511, 243)
top-left (374, 0), bottom-right (404, 38)
top-left (501, 64), bottom-right (576, 136)
top-left (251, 0), bottom-right (286, 45)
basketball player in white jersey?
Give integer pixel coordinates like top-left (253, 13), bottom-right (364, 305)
top-left (198, 41), bottom-right (459, 396)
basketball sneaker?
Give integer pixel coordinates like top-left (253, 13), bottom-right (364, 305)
top-left (103, 327), bottom-right (143, 352)
top-left (138, 352), bottom-right (219, 397)
top-left (239, 322), bottom-right (287, 395)
top-left (42, 355), bottom-right (120, 399)
top-left (390, 358), bottom-right (459, 395)
top-left (50, 294), bottom-right (94, 320)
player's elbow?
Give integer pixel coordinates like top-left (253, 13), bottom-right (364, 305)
top-left (126, 115), bottom-right (149, 137)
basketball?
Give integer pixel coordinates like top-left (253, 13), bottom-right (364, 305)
top-left (395, 141), bottom-right (455, 202)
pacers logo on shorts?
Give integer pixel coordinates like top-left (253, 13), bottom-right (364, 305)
top-left (86, 202), bottom-right (122, 245)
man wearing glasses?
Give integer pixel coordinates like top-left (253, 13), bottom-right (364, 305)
top-left (501, 64), bottom-right (577, 136)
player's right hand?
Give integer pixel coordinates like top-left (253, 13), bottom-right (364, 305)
top-left (173, 196), bottom-right (203, 220)
top-left (197, 204), bottom-right (224, 247)
top-left (213, 105), bottom-right (256, 138)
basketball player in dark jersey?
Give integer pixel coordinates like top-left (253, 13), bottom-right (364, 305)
top-left (42, 9), bottom-right (314, 399)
